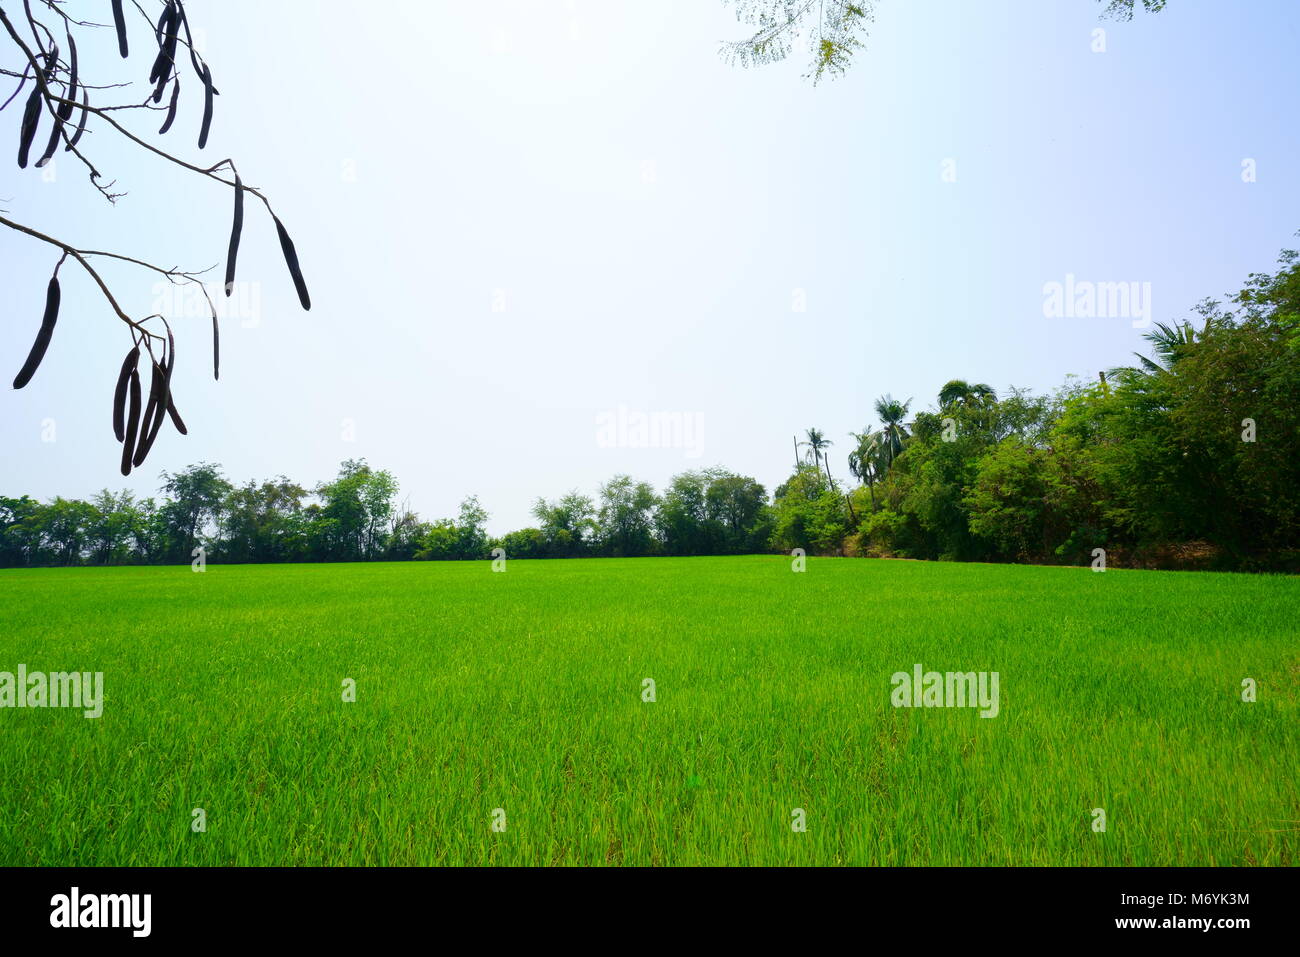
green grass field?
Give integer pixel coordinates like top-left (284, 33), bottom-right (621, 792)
top-left (0, 556), bottom-right (1295, 866)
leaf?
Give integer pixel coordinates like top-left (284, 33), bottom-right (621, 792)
top-left (112, 0), bottom-right (129, 58)
top-left (112, 344), bottom-right (140, 442)
top-left (225, 173), bottom-right (243, 295)
top-left (274, 215), bottom-right (311, 310)
top-left (13, 277), bottom-right (59, 389)
top-left (120, 368), bottom-right (141, 476)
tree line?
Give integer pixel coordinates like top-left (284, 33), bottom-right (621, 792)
top-left (3, 244), bottom-right (1297, 572)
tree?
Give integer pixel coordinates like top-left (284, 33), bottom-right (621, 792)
top-left (938, 380), bottom-right (997, 410)
top-left (532, 492), bottom-right (597, 557)
top-left (0, 495), bottom-right (42, 566)
top-left (704, 472), bottom-right (769, 553)
top-left (38, 496), bottom-right (96, 565)
top-left (799, 427), bottom-right (836, 489)
top-left (847, 427), bottom-right (886, 511)
top-left (722, 1), bottom-right (1167, 82)
top-left (220, 477), bottom-right (308, 563)
top-left (160, 462), bottom-right (230, 560)
top-left (721, 1), bottom-right (876, 84)
top-left (873, 394), bottom-right (911, 469)
top-left (2, 0), bottom-right (311, 474)
top-left (313, 459), bottom-right (397, 561)
top-left (596, 475), bottom-right (658, 557)
top-left (88, 489), bottom-right (140, 564)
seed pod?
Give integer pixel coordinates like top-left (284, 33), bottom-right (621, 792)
top-left (34, 114), bottom-right (64, 168)
top-left (197, 62), bottom-right (213, 148)
top-left (13, 277), bottom-right (60, 389)
top-left (225, 174), bottom-right (243, 295)
top-left (17, 86), bottom-right (40, 169)
top-left (112, 0), bottom-right (129, 57)
top-left (274, 215), bottom-right (311, 310)
top-left (158, 77), bottom-right (180, 135)
top-left (166, 394), bottom-right (188, 435)
top-left (132, 359), bottom-right (165, 467)
top-left (149, 3), bottom-right (178, 84)
top-left (120, 368), bottom-right (141, 476)
top-left (211, 311), bottom-right (220, 380)
top-left (61, 34), bottom-right (79, 120)
top-left (65, 88), bottom-right (89, 151)
top-left (112, 344), bottom-right (140, 442)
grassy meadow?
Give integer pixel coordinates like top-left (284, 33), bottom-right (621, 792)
top-left (0, 556), bottom-right (1295, 866)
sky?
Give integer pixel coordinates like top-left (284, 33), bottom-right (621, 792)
top-left (2, 0), bottom-right (1298, 534)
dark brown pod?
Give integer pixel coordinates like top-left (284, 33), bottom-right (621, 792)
top-left (61, 34), bottom-right (79, 120)
top-left (197, 62), bottom-right (213, 148)
top-left (112, 344), bottom-right (140, 442)
top-left (166, 395), bottom-right (188, 435)
top-left (273, 216), bottom-right (311, 310)
top-left (13, 277), bottom-right (60, 389)
top-left (34, 115), bottom-right (64, 168)
top-left (149, 3), bottom-right (178, 84)
top-left (158, 78), bottom-right (180, 135)
top-left (112, 0), bottom-right (129, 58)
top-left (132, 360), bottom-right (165, 467)
top-left (211, 310), bottom-right (220, 380)
top-left (65, 88), bottom-right (89, 151)
top-left (225, 173), bottom-right (243, 295)
top-left (17, 87), bottom-right (40, 169)
top-left (120, 368), bottom-right (141, 476)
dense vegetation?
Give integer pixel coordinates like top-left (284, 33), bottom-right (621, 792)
top-left (3, 246), bottom-right (1297, 572)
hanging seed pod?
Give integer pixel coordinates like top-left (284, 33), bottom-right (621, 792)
top-left (166, 395), bottom-right (188, 435)
top-left (65, 88), bottom-right (89, 151)
top-left (112, 345), bottom-right (140, 442)
top-left (225, 173), bottom-right (243, 295)
top-left (13, 277), bottom-right (60, 389)
top-left (62, 33), bottom-right (78, 120)
top-left (149, 3), bottom-right (177, 84)
top-left (120, 368), bottom-right (141, 476)
top-left (197, 62), bottom-right (213, 148)
top-left (16, 86), bottom-right (40, 168)
top-left (132, 360), bottom-right (165, 467)
top-left (158, 77), bottom-right (180, 135)
top-left (34, 114), bottom-right (64, 168)
top-left (112, 0), bottom-right (129, 58)
top-left (211, 310), bottom-right (220, 380)
top-left (273, 216), bottom-right (311, 310)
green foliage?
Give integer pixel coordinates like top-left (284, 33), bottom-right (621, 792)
top-left (721, 0), bottom-right (875, 84)
top-left (4, 556), bottom-right (1293, 865)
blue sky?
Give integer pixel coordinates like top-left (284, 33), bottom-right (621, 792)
top-left (2, 0), bottom-right (1298, 533)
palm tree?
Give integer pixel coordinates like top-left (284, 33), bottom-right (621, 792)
top-left (1110, 317), bottom-right (1212, 381)
top-left (799, 428), bottom-right (835, 488)
top-left (848, 428), bottom-right (886, 512)
top-left (873, 395), bottom-right (911, 468)
top-left (938, 379), bottom-right (997, 409)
